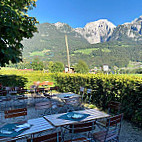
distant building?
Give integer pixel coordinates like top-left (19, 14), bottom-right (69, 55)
top-left (102, 64), bottom-right (109, 72)
top-left (65, 66), bottom-right (74, 73)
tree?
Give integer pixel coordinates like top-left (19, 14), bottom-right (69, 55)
top-left (74, 60), bottom-right (89, 74)
top-left (31, 58), bottom-right (44, 70)
top-left (48, 61), bottom-right (64, 73)
top-left (0, 0), bottom-right (38, 66)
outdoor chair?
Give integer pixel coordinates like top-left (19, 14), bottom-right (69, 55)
top-left (35, 101), bottom-right (52, 117)
top-left (49, 86), bottom-right (59, 97)
top-left (51, 101), bottom-right (64, 114)
top-left (96, 101), bottom-right (121, 128)
top-left (5, 87), bottom-right (13, 95)
top-left (79, 87), bottom-right (85, 103)
top-left (20, 88), bottom-right (28, 95)
top-left (14, 96), bottom-right (28, 107)
top-left (0, 90), bottom-right (7, 96)
top-left (64, 97), bottom-right (82, 112)
top-left (107, 101), bottom-right (121, 115)
top-left (27, 131), bottom-right (62, 142)
top-left (85, 89), bottom-right (92, 104)
top-left (92, 113), bottom-right (123, 142)
top-left (4, 108), bottom-right (27, 123)
top-left (63, 120), bottom-right (96, 142)
top-left (14, 86), bottom-right (21, 94)
top-left (37, 87), bottom-right (45, 94)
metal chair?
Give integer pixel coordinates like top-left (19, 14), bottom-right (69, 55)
top-left (63, 121), bottom-right (96, 142)
top-left (85, 89), bottom-right (92, 104)
top-left (64, 97), bottom-right (82, 112)
top-left (49, 86), bottom-right (59, 97)
top-left (96, 101), bottom-right (121, 128)
top-left (92, 113), bottom-right (123, 142)
top-left (107, 101), bottom-right (121, 115)
top-left (79, 87), bottom-right (85, 103)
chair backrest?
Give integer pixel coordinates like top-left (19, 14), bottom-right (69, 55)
top-left (80, 87), bottom-right (85, 102)
top-left (94, 114), bottom-right (123, 142)
top-left (0, 90), bottom-right (7, 96)
top-left (4, 108), bottom-right (27, 119)
top-left (50, 86), bottom-right (59, 91)
top-left (108, 101), bottom-right (121, 114)
top-left (15, 87), bottom-right (20, 91)
top-left (65, 97), bottom-right (81, 106)
top-left (105, 114), bottom-right (123, 140)
top-left (37, 88), bottom-right (45, 92)
top-left (5, 87), bottom-right (13, 91)
top-left (80, 87), bottom-right (84, 93)
top-left (87, 89), bottom-right (92, 94)
top-left (20, 89), bottom-right (28, 94)
top-left (69, 121), bottom-right (96, 134)
top-left (27, 132), bottom-right (61, 142)
top-left (106, 113), bottom-right (123, 127)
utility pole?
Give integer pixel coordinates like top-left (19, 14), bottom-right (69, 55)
top-left (65, 34), bottom-right (71, 72)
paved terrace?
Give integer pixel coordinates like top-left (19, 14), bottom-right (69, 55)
top-left (0, 93), bottom-right (142, 142)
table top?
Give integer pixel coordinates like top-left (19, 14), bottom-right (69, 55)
top-left (18, 117), bottom-right (54, 137)
top-left (0, 117), bottom-right (55, 141)
top-left (56, 92), bottom-right (80, 100)
top-left (44, 108), bottom-right (110, 127)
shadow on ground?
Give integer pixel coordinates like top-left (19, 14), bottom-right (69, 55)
top-left (0, 75), bottom-right (28, 87)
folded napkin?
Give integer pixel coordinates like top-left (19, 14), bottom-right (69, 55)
top-left (0, 129), bottom-right (12, 134)
top-left (14, 123), bottom-right (31, 132)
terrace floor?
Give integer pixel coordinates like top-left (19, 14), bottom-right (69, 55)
top-left (0, 94), bottom-right (142, 142)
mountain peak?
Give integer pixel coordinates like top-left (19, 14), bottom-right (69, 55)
top-left (85, 19), bottom-right (116, 29)
top-left (75, 19), bottom-right (116, 44)
top-left (133, 15), bottom-right (142, 23)
top-left (54, 22), bottom-right (66, 28)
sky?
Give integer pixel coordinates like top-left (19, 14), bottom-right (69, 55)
top-left (28, 0), bottom-right (142, 28)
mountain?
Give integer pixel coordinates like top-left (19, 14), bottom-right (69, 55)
top-left (22, 16), bottom-right (142, 68)
top-left (22, 22), bottom-right (89, 61)
top-left (75, 19), bottom-right (116, 44)
top-left (108, 16), bottom-right (142, 42)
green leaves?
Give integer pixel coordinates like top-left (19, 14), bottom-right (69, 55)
top-left (0, 0), bottom-right (38, 67)
top-left (74, 60), bottom-right (89, 74)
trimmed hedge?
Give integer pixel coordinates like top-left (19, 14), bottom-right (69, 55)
top-left (53, 73), bottom-right (142, 126)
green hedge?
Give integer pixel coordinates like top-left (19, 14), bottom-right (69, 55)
top-left (53, 73), bottom-right (142, 126)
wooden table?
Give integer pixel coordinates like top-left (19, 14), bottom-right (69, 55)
top-left (44, 108), bottom-right (110, 127)
top-left (0, 117), bottom-right (55, 142)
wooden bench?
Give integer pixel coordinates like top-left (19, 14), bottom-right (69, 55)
top-left (4, 108), bottom-right (27, 119)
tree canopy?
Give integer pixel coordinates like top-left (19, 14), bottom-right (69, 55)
top-left (74, 60), bottom-right (89, 74)
top-left (48, 61), bottom-right (64, 73)
top-left (0, 0), bottom-right (38, 66)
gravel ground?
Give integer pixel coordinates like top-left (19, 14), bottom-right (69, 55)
top-left (0, 95), bottom-right (142, 142)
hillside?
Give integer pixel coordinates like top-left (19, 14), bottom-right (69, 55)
top-left (22, 17), bottom-right (142, 68)
top-left (22, 22), bottom-right (89, 62)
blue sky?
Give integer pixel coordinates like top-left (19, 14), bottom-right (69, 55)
top-left (28, 0), bottom-right (142, 28)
